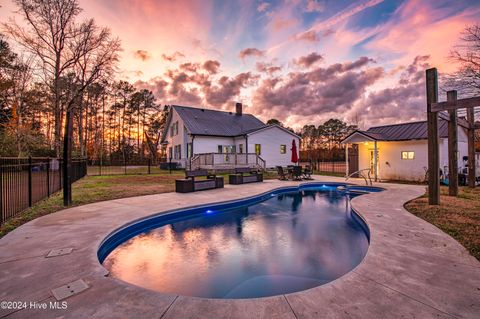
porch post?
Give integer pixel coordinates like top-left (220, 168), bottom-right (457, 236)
top-left (374, 141), bottom-right (378, 182)
top-left (345, 143), bottom-right (349, 178)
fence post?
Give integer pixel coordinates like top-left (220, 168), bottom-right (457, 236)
top-left (46, 157), bottom-right (50, 197)
top-left (148, 158), bottom-right (151, 174)
top-left (28, 156), bottom-right (32, 207)
top-left (124, 157), bottom-right (127, 175)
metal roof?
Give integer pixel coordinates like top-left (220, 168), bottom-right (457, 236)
top-left (342, 112), bottom-right (470, 143)
top-left (364, 119), bottom-right (450, 141)
top-left (172, 105), bottom-right (266, 137)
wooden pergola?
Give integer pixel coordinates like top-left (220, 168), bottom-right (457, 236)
top-left (426, 68), bottom-right (478, 205)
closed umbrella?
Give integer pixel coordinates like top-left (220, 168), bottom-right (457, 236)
top-left (291, 139), bottom-right (298, 164)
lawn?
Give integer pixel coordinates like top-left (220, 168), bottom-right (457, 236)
top-left (0, 170), bottom-right (277, 238)
top-left (405, 186), bottom-right (480, 261)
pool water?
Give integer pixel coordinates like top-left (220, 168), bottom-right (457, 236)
top-left (101, 185), bottom-right (374, 299)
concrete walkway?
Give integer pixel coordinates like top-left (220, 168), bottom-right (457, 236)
top-left (0, 176), bottom-right (479, 318)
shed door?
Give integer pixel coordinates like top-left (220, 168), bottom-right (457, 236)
top-left (348, 145), bottom-right (359, 177)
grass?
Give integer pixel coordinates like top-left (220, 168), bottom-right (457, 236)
top-left (404, 186), bottom-right (480, 261)
top-left (0, 170), bottom-right (278, 238)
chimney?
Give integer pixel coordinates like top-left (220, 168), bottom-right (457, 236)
top-left (235, 102), bottom-right (243, 116)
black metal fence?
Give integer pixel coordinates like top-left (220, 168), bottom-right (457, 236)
top-left (87, 157), bottom-right (162, 176)
top-left (300, 160), bottom-right (347, 174)
top-left (0, 157), bottom-right (87, 225)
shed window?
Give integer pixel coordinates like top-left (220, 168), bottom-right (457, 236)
top-left (401, 151), bottom-right (414, 160)
top-left (280, 145), bottom-right (286, 154)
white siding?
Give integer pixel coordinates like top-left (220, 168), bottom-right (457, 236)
top-left (164, 108), bottom-right (188, 167)
top-left (355, 127), bottom-right (470, 181)
top-left (193, 136), bottom-right (236, 154)
top-left (247, 126), bottom-right (300, 168)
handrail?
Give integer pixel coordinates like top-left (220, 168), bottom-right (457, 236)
top-left (346, 168), bottom-right (373, 186)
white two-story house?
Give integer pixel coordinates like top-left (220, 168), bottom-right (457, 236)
top-left (161, 103), bottom-right (301, 170)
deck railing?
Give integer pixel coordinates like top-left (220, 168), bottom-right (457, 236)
top-left (189, 153), bottom-right (266, 171)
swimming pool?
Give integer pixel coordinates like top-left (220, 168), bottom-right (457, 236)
top-left (98, 183), bottom-right (381, 299)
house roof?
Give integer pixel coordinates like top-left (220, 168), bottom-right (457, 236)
top-left (342, 112), bottom-right (469, 143)
top-left (163, 105), bottom-right (266, 140)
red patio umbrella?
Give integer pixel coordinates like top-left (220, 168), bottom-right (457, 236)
top-left (291, 139), bottom-right (298, 164)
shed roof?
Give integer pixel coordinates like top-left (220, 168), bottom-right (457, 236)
top-left (342, 112), bottom-right (469, 143)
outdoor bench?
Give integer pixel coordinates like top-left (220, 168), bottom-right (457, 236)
top-left (175, 169), bottom-right (224, 193)
top-left (228, 167), bottom-right (263, 185)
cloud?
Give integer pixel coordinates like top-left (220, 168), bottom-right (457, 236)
top-left (133, 50), bottom-right (151, 61)
top-left (256, 62), bottom-right (282, 75)
top-left (293, 52), bottom-right (324, 68)
top-left (294, 30), bottom-right (320, 42)
top-left (365, 0), bottom-right (480, 72)
top-left (345, 56), bottom-right (432, 126)
top-left (203, 60), bottom-right (221, 74)
top-left (305, 0), bottom-right (325, 13)
top-left (257, 2), bottom-right (270, 12)
top-left (204, 72), bottom-right (259, 106)
top-left (239, 47), bottom-right (266, 59)
top-left (161, 51), bottom-right (186, 62)
top-left (251, 57), bottom-right (384, 125)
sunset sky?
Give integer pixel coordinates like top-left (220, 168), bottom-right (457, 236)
top-left (1, 0), bottom-right (479, 129)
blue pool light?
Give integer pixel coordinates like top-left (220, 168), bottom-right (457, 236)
top-left (205, 210), bottom-right (214, 214)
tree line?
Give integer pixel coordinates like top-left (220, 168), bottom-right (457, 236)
top-left (0, 0), bottom-right (168, 162)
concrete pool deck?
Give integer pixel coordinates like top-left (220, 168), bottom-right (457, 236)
top-left (0, 176), bottom-right (479, 318)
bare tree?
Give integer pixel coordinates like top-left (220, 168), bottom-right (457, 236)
top-left (4, 0), bottom-right (86, 156)
top-left (446, 24), bottom-right (480, 96)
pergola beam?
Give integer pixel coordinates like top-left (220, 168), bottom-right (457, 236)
top-left (431, 96), bottom-right (480, 112)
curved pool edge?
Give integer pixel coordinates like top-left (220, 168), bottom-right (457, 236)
top-left (1, 177), bottom-right (479, 318)
top-left (97, 182), bottom-right (381, 265)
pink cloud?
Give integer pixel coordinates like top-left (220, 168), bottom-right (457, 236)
top-left (366, 0), bottom-right (480, 73)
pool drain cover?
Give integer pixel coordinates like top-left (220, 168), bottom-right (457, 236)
top-left (46, 248), bottom-right (73, 258)
top-left (51, 279), bottom-right (89, 300)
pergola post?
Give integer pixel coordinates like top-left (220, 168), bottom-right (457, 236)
top-left (373, 141), bottom-right (378, 182)
top-left (426, 68), bottom-right (440, 205)
top-left (447, 90), bottom-right (458, 196)
top-left (345, 143), bottom-right (349, 178)
top-left (467, 107), bottom-right (476, 188)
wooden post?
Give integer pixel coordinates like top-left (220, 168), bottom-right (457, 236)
top-left (467, 106), bottom-right (476, 188)
top-left (373, 141), bottom-right (378, 182)
top-left (447, 90), bottom-right (458, 196)
top-left (426, 68), bottom-right (440, 205)
top-left (345, 143), bottom-right (349, 178)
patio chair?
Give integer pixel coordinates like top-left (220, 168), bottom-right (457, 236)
top-left (303, 165), bottom-right (313, 180)
top-left (292, 166), bottom-right (303, 181)
top-left (276, 166), bottom-right (288, 181)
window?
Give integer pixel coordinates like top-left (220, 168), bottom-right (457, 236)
top-left (174, 145), bottom-right (182, 159)
top-left (168, 147), bottom-right (172, 160)
top-left (255, 144), bottom-right (261, 155)
top-left (280, 144), bottom-right (286, 154)
top-left (217, 145), bottom-right (236, 154)
top-left (170, 121), bottom-right (178, 137)
top-left (401, 151), bottom-right (414, 160)
top-left (187, 143), bottom-right (192, 158)
top-left (238, 144), bottom-right (244, 154)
